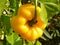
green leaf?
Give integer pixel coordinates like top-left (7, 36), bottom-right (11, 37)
top-left (0, 0), bottom-right (7, 15)
top-left (56, 30), bottom-right (60, 37)
top-left (43, 30), bottom-right (52, 39)
top-left (44, 2), bottom-right (59, 19)
top-left (9, 0), bottom-right (19, 16)
top-left (44, 2), bottom-right (58, 11)
top-left (41, 36), bottom-right (47, 40)
top-left (39, 0), bottom-right (58, 4)
top-left (4, 39), bottom-right (11, 45)
top-left (27, 41), bottom-right (34, 45)
top-left (58, 4), bottom-right (60, 11)
top-left (1, 15), bottom-right (11, 34)
top-left (14, 39), bottom-right (23, 45)
top-left (1, 15), bottom-right (10, 28)
top-left (36, 41), bottom-right (42, 45)
top-left (6, 32), bottom-right (19, 45)
top-left (0, 42), bottom-right (3, 45)
top-left (40, 3), bottom-right (48, 25)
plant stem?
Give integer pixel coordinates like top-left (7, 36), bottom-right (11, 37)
top-left (34, 40), bottom-right (37, 45)
top-left (28, 0), bottom-right (38, 26)
top-left (32, 0), bottom-right (37, 22)
top-left (34, 0), bottom-right (37, 20)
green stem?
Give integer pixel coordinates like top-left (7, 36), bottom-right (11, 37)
top-left (34, 40), bottom-right (37, 45)
top-left (32, 0), bottom-right (37, 22)
top-left (22, 39), bottom-right (24, 45)
top-left (31, 0), bottom-right (37, 24)
top-left (34, 0), bottom-right (37, 20)
top-left (22, 39), bottom-right (26, 45)
top-left (28, 0), bottom-right (38, 26)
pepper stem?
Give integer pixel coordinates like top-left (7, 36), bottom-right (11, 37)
top-left (28, 0), bottom-right (38, 26)
top-left (32, 0), bottom-right (37, 22)
top-left (34, 0), bottom-right (37, 19)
